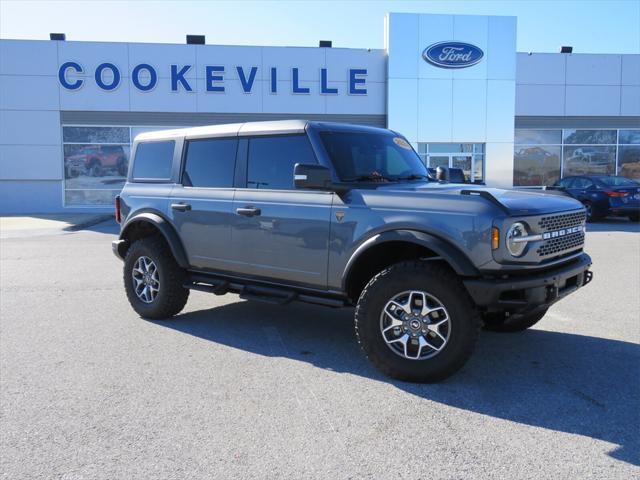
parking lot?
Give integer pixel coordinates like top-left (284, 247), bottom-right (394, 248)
top-left (1, 218), bottom-right (639, 479)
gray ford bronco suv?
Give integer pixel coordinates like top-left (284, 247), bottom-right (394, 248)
top-left (113, 120), bottom-right (593, 382)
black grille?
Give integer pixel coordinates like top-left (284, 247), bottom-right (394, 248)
top-left (538, 211), bottom-right (586, 231)
top-left (537, 232), bottom-right (585, 257)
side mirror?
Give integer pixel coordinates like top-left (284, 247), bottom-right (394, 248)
top-left (436, 166), bottom-right (449, 182)
top-left (294, 163), bottom-right (332, 190)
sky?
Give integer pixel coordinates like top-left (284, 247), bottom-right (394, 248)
top-left (1, 0), bottom-right (639, 54)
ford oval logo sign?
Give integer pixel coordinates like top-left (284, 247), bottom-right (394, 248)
top-left (422, 41), bottom-right (484, 69)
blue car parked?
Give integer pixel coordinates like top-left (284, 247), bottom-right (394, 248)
top-left (551, 175), bottom-right (640, 222)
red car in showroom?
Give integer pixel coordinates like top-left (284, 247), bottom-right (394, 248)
top-left (66, 145), bottom-right (128, 178)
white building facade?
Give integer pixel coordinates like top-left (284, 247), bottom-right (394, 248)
top-left (0, 12), bottom-right (638, 213)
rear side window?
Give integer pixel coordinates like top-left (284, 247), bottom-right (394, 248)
top-left (559, 177), bottom-right (575, 188)
top-left (183, 138), bottom-right (238, 188)
top-left (247, 135), bottom-right (316, 190)
top-left (573, 178), bottom-right (593, 189)
top-left (132, 141), bottom-right (175, 180)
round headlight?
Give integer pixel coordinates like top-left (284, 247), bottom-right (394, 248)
top-left (506, 222), bottom-right (528, 257)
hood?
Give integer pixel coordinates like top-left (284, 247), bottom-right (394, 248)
top-left (370, 182), bottom-right (584, 215)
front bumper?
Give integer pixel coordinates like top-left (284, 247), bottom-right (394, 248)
top-left (609, 205), bottom-right (640, 215)
top-left (464, 253), bottom-right (593, 313)
top-left (112, 239), bottom-right (127, 261)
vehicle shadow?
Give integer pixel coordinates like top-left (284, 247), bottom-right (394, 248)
top-left (586, 217), bottom-right (640, 233)
top-left (151, 299), bottom-right (640, 466)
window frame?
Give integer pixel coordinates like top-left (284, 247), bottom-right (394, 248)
top-left (179, 136), bottom-right (239, 189)
top-left (239, 133), bottom-right (319, 192)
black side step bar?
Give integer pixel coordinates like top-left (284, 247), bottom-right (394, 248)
top-left (182, 272), bottom-right (348, 308)
top-left (240, 285), bottom-right (297, 305)
top-left (183, 274), bottom-right (229, 295)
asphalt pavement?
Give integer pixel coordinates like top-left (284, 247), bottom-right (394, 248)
top-left (1, 219), bottom-right (639, 479)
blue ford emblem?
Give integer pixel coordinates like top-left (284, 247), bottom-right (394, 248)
top-left (422, 41), bottom-right (484, 69)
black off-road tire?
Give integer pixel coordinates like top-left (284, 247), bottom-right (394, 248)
top-left (584, 202), bottom-right (603, 222)
top-left (355, 261), bottom-right (480, 383)
top-left (482, 308), bottom-right (548, 333)
top-left (123, 236), bottom-right (189, 319)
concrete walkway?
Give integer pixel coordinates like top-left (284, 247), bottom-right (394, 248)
top-left (0, 214), bottom-right (113, 238)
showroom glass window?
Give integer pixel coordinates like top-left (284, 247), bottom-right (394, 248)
top-left (182, 138), bottom-right (238, 188)
top-left (618, 130), bottom-right (640, 180)
top-left (246, 135), bottom-right (316, 190)
top-left (513, 128), bottom-right (640, 187)
top-left (562, 129), bottom-right (616, 177)
top-left (62, 125), bottom-right (185, 206)
top-left (417, 143), bottom-right (485, 183)
top-left (513, 130), bottom-right (562, 187)
top-left (62, 127), bottom-right (131, 206)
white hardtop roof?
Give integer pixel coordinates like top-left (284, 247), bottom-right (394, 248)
top-left (134, 119), bottom-right (308, 142)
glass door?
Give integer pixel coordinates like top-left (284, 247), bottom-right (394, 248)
top-left (419, 143), bottom-right (485, 183)
top-left (427, 154), bottom-right (474, 182)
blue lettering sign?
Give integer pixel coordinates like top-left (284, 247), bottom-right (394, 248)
top-left (58, 61), bottom-right (83, 90)
top-left (236, 66), bottom-right (258, 93)
top-left (95, 63), bottom-right (121, 91)
top-left (320, 68), bottom-right (337, 94)
top-left (292, 68), bottom-right (309, 94)
top-left (171, 65), bottom-right (192, 92)
top-left (132, 63), bottom-right (157, 92)
top-left (206, 66), bottom-right (225, 92)
top-left (270, 67), bottom-right (277, 93)
top-left (349, 69), bottom-right (367, 95)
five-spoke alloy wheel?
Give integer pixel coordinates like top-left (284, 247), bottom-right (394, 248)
top-left (380, 290), bottom-right (451, 360)
top-left (131, 256), bottom-right (160, 304)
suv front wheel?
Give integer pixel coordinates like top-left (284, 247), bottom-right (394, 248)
top-left (123, 236), bottom-right (189, 319)
top-left (355, 261), bottom-right (479, 382)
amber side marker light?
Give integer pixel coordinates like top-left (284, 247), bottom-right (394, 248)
top-left (491, 227), bottom-right (500, 250)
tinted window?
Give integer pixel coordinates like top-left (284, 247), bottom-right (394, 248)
top-left (183, 138), bottom-right (238, 188)
top-left (573, 178), bottom-right (594, 189)
top-left (247, 135), bottom-right (316, 190)
top-left (558, 177), bottom-right (575, 188)
top-left (132, 141), bottom-right (175, 180)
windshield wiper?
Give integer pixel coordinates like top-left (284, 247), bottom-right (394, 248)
top-left (341, 174), bottom-right (395, 183)
top-left (393, 174), bottom-right (430, 181)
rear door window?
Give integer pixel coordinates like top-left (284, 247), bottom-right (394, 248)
top-left (182, 138), bottom-right (238, 188)
top-left (246, 135), bottom-right (316, 190)
top-left (132, 141), bottom-right (175, 180)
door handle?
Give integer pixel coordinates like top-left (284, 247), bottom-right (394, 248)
top-left (171, 203), bottom-right (191, 212)
top-left (236, 206), bottom-right (261, 217)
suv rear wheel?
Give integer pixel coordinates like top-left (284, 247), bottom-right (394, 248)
top-left (123, 236), bottom-right (189, 319)
top-left (482, 308), bottom-right (548, 332)
top-left (355, 261), bottom-right (479, 382)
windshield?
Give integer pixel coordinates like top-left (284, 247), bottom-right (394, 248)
top-left (319, 131), bottom-right (429, 182)
top-left (596, 176), bottom-right (639, 187)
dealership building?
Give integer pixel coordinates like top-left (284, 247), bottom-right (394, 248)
top-left (0, 12), bottom-right (638, 213)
